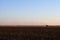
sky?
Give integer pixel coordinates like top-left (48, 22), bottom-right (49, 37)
top-left (0, 0), bottom-right (60, 25)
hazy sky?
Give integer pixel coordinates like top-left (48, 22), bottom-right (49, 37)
top-left (0, 0), bottom-right (60, 25)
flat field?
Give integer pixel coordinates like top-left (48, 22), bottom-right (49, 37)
top-left (0, 26), bottom-right (60, 40)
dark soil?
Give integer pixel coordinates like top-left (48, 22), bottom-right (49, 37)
top-left (0, 26), bottom-right (60, 40)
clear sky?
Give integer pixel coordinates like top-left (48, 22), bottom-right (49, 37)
top-left (0, 0), bottom-right (60, 25)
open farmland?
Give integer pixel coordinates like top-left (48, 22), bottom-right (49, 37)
top-left (0, 26), bottom-right (60, 40)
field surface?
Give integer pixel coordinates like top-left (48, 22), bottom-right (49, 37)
top-left (0, 26), bottom-right (60, 40)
